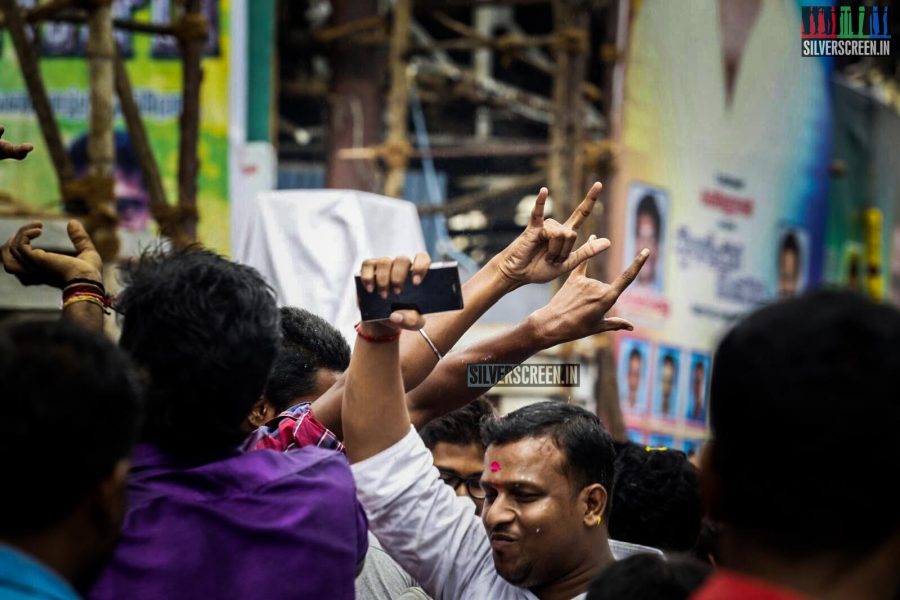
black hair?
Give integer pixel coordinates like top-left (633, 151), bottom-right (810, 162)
top-left (586, 554), bottom-right (712, 600)
top-left (780, 230), bottom-right (800, 258)
top-left (419, 397), bottom-right (496, 451)
top-left (635, 194), bottom-right (661, 237)
top-left (628, 347), bottom-right (643, 362)
top-left (0, 321), bottom-right (142, 535)
top-left (710, 289), bottom-right (900, 555)
top-left (609, 442), bottom-right (702, 552)
top-left (662, 354), bottom-right (676, 368)
top-left (278, 307), bottom-right (351, 368)
top-left (117, 248), bottom-right (280, 460)
top-left (265, 307), bottom-right (350, 412)
top-left (480, 401), bottom-right (615, 510)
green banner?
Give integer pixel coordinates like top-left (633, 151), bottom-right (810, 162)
top-left (0, 0), bottom-right (231, 253)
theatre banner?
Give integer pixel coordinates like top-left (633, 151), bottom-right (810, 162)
top-left (0, 0), bottom-right (231, 253)
top-left (609, 0), bottom-right (833, 451)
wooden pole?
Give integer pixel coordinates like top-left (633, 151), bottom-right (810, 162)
top-left (548, 0), bottom-right (590, 224)
top-left (383, 0), bottom-right (412, 198)
top-left (325, 0), bottom-right (384, 191)
top-left (176, 0), bottom-right (206, 243)
top-left (85, 0), bottom-right (119, 260)
top-left (114, 48), bottom-right (176, 240)
top-left (0, 0), bottom-right (75, 183)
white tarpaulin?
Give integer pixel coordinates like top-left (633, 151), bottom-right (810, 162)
top-left (233, 189), bottom-right (427, 343)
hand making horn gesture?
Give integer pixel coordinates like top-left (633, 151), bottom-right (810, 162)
top-left (491, 182), bottom-right (610, 287)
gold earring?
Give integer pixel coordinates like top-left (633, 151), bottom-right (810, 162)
top-left (596, 515), bottom-right (602, 526)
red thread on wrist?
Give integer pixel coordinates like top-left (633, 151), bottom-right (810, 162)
top-left (354, 322), bottom-right (400, 343)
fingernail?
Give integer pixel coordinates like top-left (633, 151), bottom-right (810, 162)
top-left (389, 312), bottom-right (403, 323)
top-left (589, 234), bottom-right (597, 241)
top-left (393, 287), bottom-right (402, 296)
top-left (365, 284), bottom-right (374, 293)
top-left (380, 290), bottom-right (388, 299)
top-left (640, 248), bottom-right (650, 257)
top-left (412, 275), bottom-right (422, 285)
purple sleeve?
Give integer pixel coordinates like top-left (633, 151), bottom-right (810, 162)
top-left (355, 499), bottom-right (369, 565)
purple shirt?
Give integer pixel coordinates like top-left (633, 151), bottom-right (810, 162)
top-left (89, 443), bottom-right (368, 599)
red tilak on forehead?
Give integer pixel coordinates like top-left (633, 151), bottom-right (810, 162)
top-left (490, 461), bottom-right (501, 472)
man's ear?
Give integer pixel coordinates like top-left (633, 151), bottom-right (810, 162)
top-left (700, 440), bottom-right (724, 520)
top-left (247, 396), bottom-right (277, 428)
top-left (580, 483), bottom-right (609, 528)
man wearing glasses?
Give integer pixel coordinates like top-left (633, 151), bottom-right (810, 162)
top-left (419, 398), bottom-right (495, 515)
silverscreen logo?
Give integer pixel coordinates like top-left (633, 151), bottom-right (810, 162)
top-left (467, 363), bottom-right (580, 388)
top-left (801, 5), bottom-right (890, 57)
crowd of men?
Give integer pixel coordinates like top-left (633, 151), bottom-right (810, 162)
top-left (2, 126), bottom-right (899, 600)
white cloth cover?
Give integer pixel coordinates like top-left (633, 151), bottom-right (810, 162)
top-left (232, 189), bottom-right (427, 343)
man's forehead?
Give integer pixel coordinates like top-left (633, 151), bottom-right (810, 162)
top-left (483, 436), bottom-right (567, 482)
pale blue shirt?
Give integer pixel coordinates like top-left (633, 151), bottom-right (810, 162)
top-left (0, 544), bottom-right (80, 600)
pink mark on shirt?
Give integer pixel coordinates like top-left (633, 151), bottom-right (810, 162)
top-left (490, 461), bottom-right (501, 472)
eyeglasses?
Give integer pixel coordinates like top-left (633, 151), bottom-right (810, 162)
top-left (438, 469), bottom-right (485, 499)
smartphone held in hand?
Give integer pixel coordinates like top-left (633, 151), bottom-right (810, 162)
top-left (355, 262), bottom-right (464, 321)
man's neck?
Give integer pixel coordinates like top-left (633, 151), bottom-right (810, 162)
top-left (722, 528), bottom-right (900, 600)
top-left (528, 536), bottom-right (615, 600)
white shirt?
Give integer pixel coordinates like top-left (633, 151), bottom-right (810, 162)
top-left (351, 427), bottom-right (660, 600)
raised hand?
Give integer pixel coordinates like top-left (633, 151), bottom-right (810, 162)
top-left (0, 125), bottom-right (33, 160)
top-left (1, 220), bottom-right (103, 288)
top-left (491, 182), bottom-right (610, 287)
top-left (358, 253), bottom-right (431, 337)
top-left (528, 244), bottom-right (650, 346)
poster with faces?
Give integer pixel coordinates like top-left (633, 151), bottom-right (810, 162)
top-left (652, 345), bottom-right (681, 419)
top-left (618, 337), bottom-right (651, 414)
top-left (623, 182), bottom-right (669, 294)
top-left (685, 352), bottom-right (711, 424)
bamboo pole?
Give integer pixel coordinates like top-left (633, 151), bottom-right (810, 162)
top-left (114, 48), bottom-right (176, 239)
top-left (0, 0), bottom-right (75, 183)
top-left (176, 0), bottom-right (206, 242)
top-left (84, 0), bottom-right (119, 260)
top-left (548, 0), bottom-right (590, 224)
top-left (417, 172), bottom-right (545, 216)
top-left (383, 0), bottom-right (412, 198)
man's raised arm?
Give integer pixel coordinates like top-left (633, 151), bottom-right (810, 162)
top-left (313, 182), bottom-right (610, 434)
top-left (407, 246), bottom-right (650, 428)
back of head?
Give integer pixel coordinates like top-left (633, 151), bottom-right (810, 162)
top-left (266, 307), bottom-right (350, 412)
top-left (117, 249), bottom-right (280, 459)
top-left (610, 443), bottom-right (701, 552)
top-left (278, 307), bottom-right (351, 369)
top-left (420, 396), bottom-right (496, 451)
top-left (710, 290), bottom-right (900, 554)
top-left (0, 320), bottom-right (142, 536)
top-left (480, 401), bottom-right (615, 509)
top-left (586, 554), bottom-right (712, 600)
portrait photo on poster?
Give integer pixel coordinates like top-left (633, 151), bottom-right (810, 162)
top-left (681, 439), bottom-right (702, 457)
top-left (652, 345), bottom-right (680, 420)
top-left (685, 351), bottom-right (711, 424)
top-left (647, 433), bottom-right (675, 449)
top-left (618, 337), bottom-right (651, 415)
top-left (624, 181), bottom-right (669, 294)
top-left (775, 224), bottom-right (809, 300)
top-left (627, 429), bottom-right (645, 445)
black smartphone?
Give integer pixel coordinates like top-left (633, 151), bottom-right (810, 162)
top-left (355, 262), bottom-right (464, 321)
